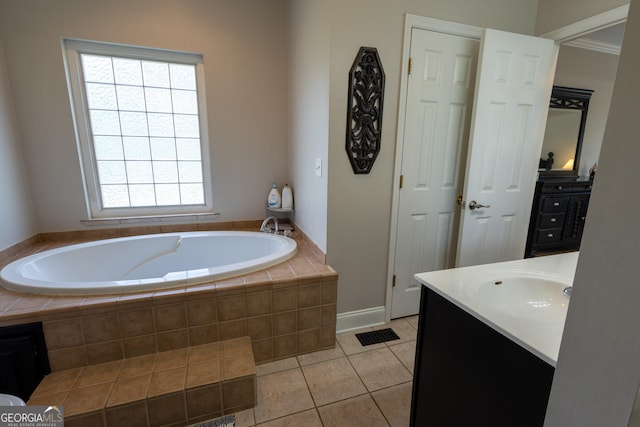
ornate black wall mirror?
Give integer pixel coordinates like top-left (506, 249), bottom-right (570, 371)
top-left (345, 47), bottom-right (385, 174)
top-left (539, 86), bottom-right (593, 178)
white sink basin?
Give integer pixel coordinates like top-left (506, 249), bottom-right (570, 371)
top-left (468, 276), bottom-right (570, 323)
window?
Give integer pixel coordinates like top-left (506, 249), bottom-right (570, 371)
top-left (63, 39), bottom-right (212, 219)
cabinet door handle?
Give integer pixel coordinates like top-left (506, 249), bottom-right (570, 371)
top-left (547, 233), bottom-right (554, 238)
top-left (553, 202), bottom-right (560, 207)
top-left (550, 218), bottom-right (557, 222)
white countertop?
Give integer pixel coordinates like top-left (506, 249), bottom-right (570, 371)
top-left (414, 252), bottom-right (579, 367)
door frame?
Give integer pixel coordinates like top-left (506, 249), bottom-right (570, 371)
top-left (386, 14), bottom-right (482, 322)
top-left (385, 7), bottom-right (628, 323)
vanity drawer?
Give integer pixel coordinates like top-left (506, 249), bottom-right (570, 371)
top-left (535, 229), bottom-right (563, 244)
top-left (541, 196), bottom-right (568, 213)
top-left (538, 213), bottom-right (565, 229)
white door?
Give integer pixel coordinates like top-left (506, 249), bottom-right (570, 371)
top-left (391, 29), bottom-right (479, 318)
top-left (391, 28), bottom-right (557, 317)
top-left (455, 29), bottom-right (557, 267)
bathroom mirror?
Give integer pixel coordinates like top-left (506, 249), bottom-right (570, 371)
top-left (539, 86), bottom-right (593, 177)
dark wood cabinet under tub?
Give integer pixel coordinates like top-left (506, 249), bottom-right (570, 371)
top-left (410, 288), bottom-right (555, 427)
top-left (525, 178), bottom-right (592, 258)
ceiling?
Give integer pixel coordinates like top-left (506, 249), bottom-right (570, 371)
top-left (564, 22), bottom-right (626, 55)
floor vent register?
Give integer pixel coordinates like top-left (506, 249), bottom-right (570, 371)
top-left (355, 328), bottom-right (400, 346)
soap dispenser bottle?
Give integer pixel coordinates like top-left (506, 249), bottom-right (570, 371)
top-left (268, 182), bottom-right (281, 208)
top-left (282, 184), bottom-right (293, 209)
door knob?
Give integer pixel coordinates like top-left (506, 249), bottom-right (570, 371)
top-left (468, 200), bottom-right (491, 210)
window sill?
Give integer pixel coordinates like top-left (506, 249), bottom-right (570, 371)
top-left (81, 212), bottom-right (221, 227)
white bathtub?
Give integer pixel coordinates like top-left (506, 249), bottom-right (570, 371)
top-left (0, 231), bottom-right (297, 295)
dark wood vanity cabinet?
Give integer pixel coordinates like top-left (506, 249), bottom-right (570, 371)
top-left (525, 179), bottom-right (592, 257)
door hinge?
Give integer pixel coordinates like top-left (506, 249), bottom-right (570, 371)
top-left (392, 274), bottom-right (397, 287)
top-left (408, 57), bottom-right (413, 75)
top-left (399, 175), bottom-right (404, 189)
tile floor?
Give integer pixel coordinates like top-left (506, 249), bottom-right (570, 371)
top-left (222, 315), bottom-right (418, 427)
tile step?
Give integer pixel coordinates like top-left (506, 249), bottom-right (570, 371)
top-left (28, 337), bottom-right (256, 426)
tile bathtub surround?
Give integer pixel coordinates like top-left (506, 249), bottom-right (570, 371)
top-left (28, 337), bottom-right (257, 426)
top-left (0, 225), bottom-right (337, 371)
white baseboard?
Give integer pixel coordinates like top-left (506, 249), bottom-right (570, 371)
top-left (336, 306), bottom-right (387, 333)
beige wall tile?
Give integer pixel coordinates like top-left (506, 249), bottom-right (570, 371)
top-left (272, 288), bottom-right (297, 312)
top-left (222, 376), bottom-right (256, 413)
top-left (157, 329), bottom-right (188, 352)
top-left (105, 401), bottom-right (148, 426)
top-left (154, 348), bottom-right (189, 372)
top-left (27, 390), bottom-right (68, 406)
top-left (188, 342), bottom-right (220, 365)
top-left (298, 329), bottom-right (320, 354)
top-left (48, 346), bottom-right (88, 371)
top-left (252, 338), bottom-right (273, 364)
top-left (321, 304), bottom-right (337, 326)
top-left (43, 318), bottom-right (83, 350)
top-left (189, 323), bottom-right (220, 345)
top-left (186, 383), bottom-right (222, 420)
top-left (247, 315), bottom-right (273, 341)
top-left (118, 308), bottom-right (154, 337)
top-left (64, 410), bottom-right (106, 427)
top-left (274, 311), bottom-right (296, 336)
top-left (188, 323), bottom-right (219, 346)
top-left (82, 313), bottom-right (121, 344)
top-left (321, 282), bottom-right (338, 305)
top-left (320, 326), bottom-right (336, 349)
top-left (122, 334), bottom-right (157, 358)
top-left (154, 303), bottom-right (187, 332)
top-left (146, 392), bottom-right (187, 426)
top-left (217, 294), bottom-right (246, 321)
top-left (298, 307), bottom-right (321, 331)
top-left (298, 284), bottom-right (322, 308)
top-left (219, 319), bottom-right (247, 341)
top-left (222, 337), bottom-right (253, 358)
top-left (273, 334), bottom-right (297, 360)
top-left (186, 299), bottom-right (217, 326)
top-left (86, 340), bottom-right (123, 365)
top-left (245, 290), bottom-right (272, 317)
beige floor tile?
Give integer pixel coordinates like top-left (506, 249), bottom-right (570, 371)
top-left (372, 382), bottom-right (413, 427)
top-left (256, 357), bottom-right (299, 376)
top-left (233, 408), bottom-right (256, 427)
top-left (404, 315), bottom-right (419, 330)
top-left (256, 409), bottom-right (322, 427)
top-left (336, 328), bottom-right (386, 355)
top-left (374, 319), bottom-right (417, 344)
top-left (253, 368), bottom-right (314, 424)
top-left (302, 357), bottom-right (367, 406)
top-left (348, 347), bottom-right (412, 392)
top-left (318, 394), bottom-right (389, 427)
top-left (297, 346), bottom-right (345, 366)
top-left (388, 341), bottom-right (416, 374)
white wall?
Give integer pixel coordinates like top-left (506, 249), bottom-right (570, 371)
top-left (0, 34), bottom-right (37, 251)
top-left (325, 0), bottom-right (540, 315)
top-left (287, 0), bottom-right (330, 252)
top-left (0, 0), bottom-right (289, 231)
top-left (553, 45), bottom-right (620, 178)
top-left (545, 0), bottom-right (640, 424)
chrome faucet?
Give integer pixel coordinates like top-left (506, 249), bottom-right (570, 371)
top-left (260, 216), bottom-right (279, 234)
top-left (563, 286), bottom-right (572, 300)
